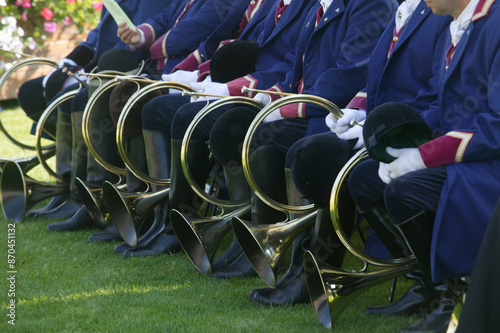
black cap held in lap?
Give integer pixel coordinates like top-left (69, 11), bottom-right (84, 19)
top-left (363, 102), bottom-right (433, 163)
top-left (97, 48), bottom-right (139, 72)
top-left (210, 40), bottom-right (260, 83)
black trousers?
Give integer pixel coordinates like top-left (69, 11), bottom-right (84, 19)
top-left (348, 158), bottom-right (447, 225)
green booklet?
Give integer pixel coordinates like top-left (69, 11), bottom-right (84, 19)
top-left (102, 0), bottom-right (137, 30)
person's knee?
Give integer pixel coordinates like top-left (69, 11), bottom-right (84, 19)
top-left (209, 107), bottom-right (257, 166)
top-left (141, 97), bottom-right (173, 131)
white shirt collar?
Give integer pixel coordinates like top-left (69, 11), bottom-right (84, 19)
top-left (395, 0), bottom-right (420, 33)
top-left (450, 0), bottom-right (479, 46)
top-left (320, 0), bottom-right (333, 12)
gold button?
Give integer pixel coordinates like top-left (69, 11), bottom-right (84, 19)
top-left (250, 0), bottom-right (255, 4)
top-left (324, 17), bottom-right (328, 22)
top-left (277, 14), bottom-right (281, 19)
top-left (398, 11), bottom-right (402, 18)
top-left (393, 36), bottom-right (399, 42)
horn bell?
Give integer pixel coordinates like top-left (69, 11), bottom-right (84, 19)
top-left (102, 180), bottom-right (169, 247)
top-left (0, 161), bottom-right (69, 222)
top-left (74, 177), bottom-right (126, 230)
top-left (231, 211), bottom-right (317, 288)
top-left (303, 250), bottom-right (416, 329)
top-left (170, 204), bottom-right (251, 275)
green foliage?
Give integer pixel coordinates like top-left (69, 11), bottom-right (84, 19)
top-left (0, 0), bottom-right (101, 55)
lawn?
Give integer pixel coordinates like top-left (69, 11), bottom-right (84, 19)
top-left (0, 102), bottom-right (420, 332)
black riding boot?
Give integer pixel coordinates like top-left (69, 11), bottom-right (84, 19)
top-left (397, 211), bottom-right (456, 333)
top-left (48, 88), bottom-right (121, 231)
top-left (362, 205), bottom-right (442, 317)
top-left (252, 180), bottom-right (357, 306)
top-left (210, 165), bottom-right (252, 273)
top-left (249, 166), bottom-right (309, 300)
top-left (214, 146), bottom-right (287, 279)
top-left (118, 135), bottom-right (198, 256)
top-left (89, 135), bottom-right (148, 242)
top-left (27, 111), bottom-right (76, 218)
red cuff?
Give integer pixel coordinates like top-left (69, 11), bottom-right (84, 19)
top-left (173, 52), bottom-right (200, 72)
top-left (279, 103), bottom-right (303, 118)
top-left (346, 91), bottom-right (367, 110)
top-left (137, 24), bottom-right (155, 48)
top-left (419, 131), bottom-right (474, 167)
top-left (228, 75), bottom-right (259, 96)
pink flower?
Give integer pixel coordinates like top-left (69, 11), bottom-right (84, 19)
top-left (41, 7), bottom-right (54, 21)
top-left (44, 22), bottom-right (57, 34)
top-left (66, 0), bottom-right (76, 3)
top-left (15, 0), bottom-right (31, 8)
top-left (93, 1), bottom-right (103, 11)
top-left (63, 16), bottom-right (71, 26)
top-left (21, 12), bottom-right (28, 20)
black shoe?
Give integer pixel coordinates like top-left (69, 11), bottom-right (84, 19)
top-left (26, 195), bottom-right (68, 217)
top-left (122, 231), bottom-right (181, 257)
top-left (47, 205), bottom-right (94, 232)
top-left (365, 271), bottom-right (440, 317)
top-left (87, 225), bottom-right (123, 243)
top-left (252, 273), bottom-right (309, 306)
top-left (32, 198), bottom-right (82, 219)
top-left (211, 251), bottom-right (257, 278)
top-left (399, 298), bottom-right (455, 333)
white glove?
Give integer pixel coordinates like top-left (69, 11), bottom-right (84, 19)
top-left (161, 70), bottom-right (199, 85)
top-left (62, 68), bottom-right (87, 90)
top-left (253, 92), bottom-right (271, 105)
top-left (336, 120), bottom-right (365, 149)
top-left (326, 108), bottom-right (366, 134)
top-left (189, 80), bottom-right (229, 96)
top-left (42, 58), bottom-right (78, 88)
top-left (378, 162), bottom-right (392, 184)
top-left (385, 147), bottom-right (426, 180)
top-left (263, 109), bottom-right (284, 123)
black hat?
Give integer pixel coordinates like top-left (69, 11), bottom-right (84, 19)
top-left (97, 48), bottom-right (139, 73)
top-left (363, 102), bottom-right (433, 163)
top-left (109, 81), bottom-right (165, 136)
top-left (210, 40), bottom-right (260, 83)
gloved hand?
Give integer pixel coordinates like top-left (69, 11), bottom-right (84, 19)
top-left (253, 92), bottom-right (271, 105)
top-left (189, 80), bottom-right (229, 96)
top-left (162, 70), bottom-right (199, 85)
top-left (378, 162), bottom-right (392, 184)
top-left (325, 108), bottom-right (366, 134)
top-left (263, 109), bottom-right (283, 123)
top-left (385, 147), bottom-right (426, 180)
top-left (42, 58), bottom-right (78, 88)
top-left (336, 120), bottom-right (365, 149)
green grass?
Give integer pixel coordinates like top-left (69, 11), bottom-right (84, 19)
top-left (0, 104), bottom-right (420, 332)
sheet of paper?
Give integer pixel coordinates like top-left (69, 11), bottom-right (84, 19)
top-left (102, 0), bottom-right (136, 30)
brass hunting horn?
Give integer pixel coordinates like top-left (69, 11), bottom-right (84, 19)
top-left (304, 148), bottom-right (417, 329)
top-left (0, 57), bottom-right (57, 150)
top-left (0, 161), bottom-right (68, 222)
top-left (106, 81), bottom-right (195, 245)
top-left (231, 92), bottom-right (345, 287)
top-left (77, 71), bottom-right (149, 229)
top-left (170, 95), bottom-right (262, 274)
top-left (0, 87), bottom-right (80, 222)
